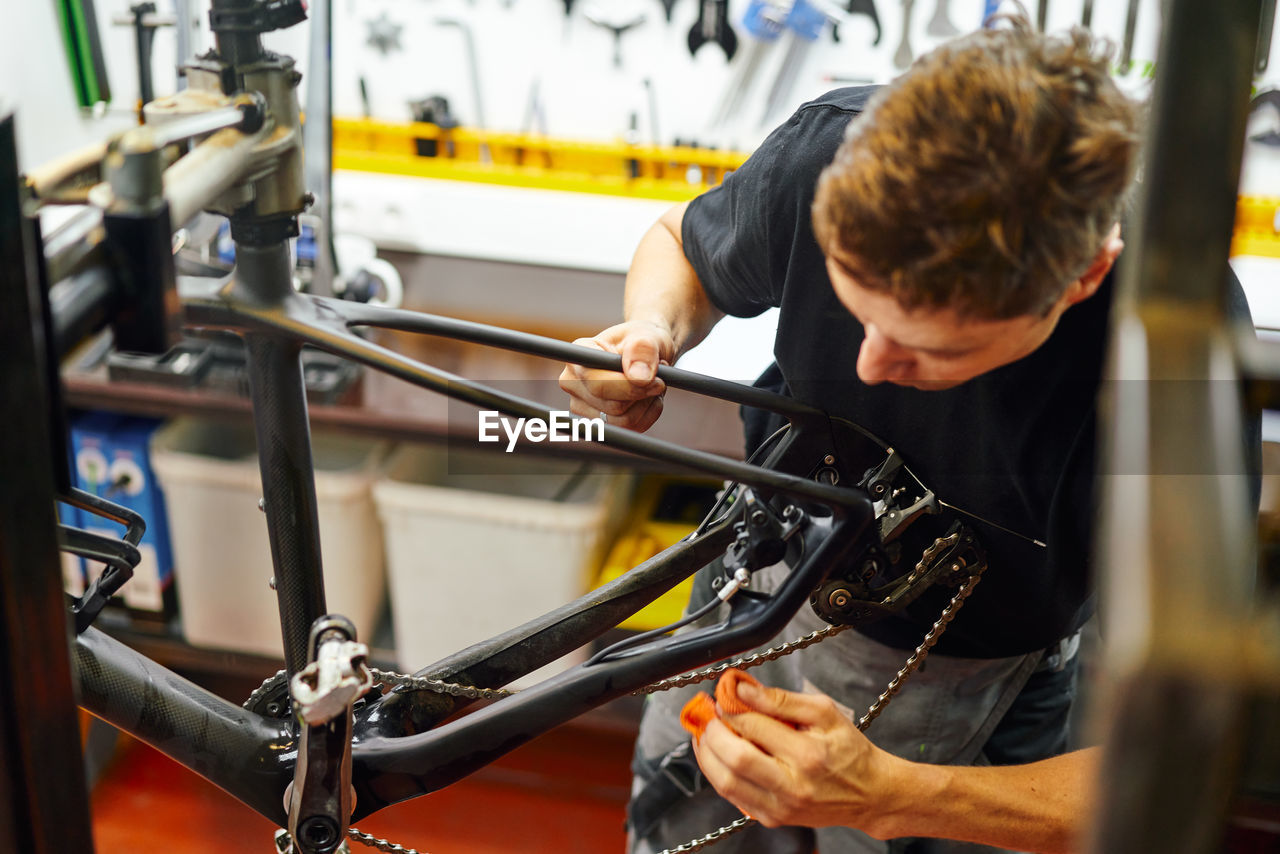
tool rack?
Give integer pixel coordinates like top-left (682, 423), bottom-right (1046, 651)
top-left (332, 117), bottom-right (751, 202)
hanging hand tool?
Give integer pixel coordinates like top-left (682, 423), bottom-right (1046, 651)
top-left (688, 0), bottom-right (738, 60)
top-left (644, 78), bottom-right (662, 146)
top-left (758, 0), bottom-right (831, 127)
top-left (831, 0), bottom-right (880, 45)
top-left (1080, 0), bottom-right (1092, 29)
top-left (924, 0), bottom-right (957, 37)
top-left (1248, 89), bottom-right (1280, 146)
top-left (712, 0), bottom-right (789, 128)
top-left (365, 11), bottom-right (404, 55)
top-left (584, 5), bottom-right (648, 66)
top-left (57, 0), bottom-right (113, 108)
top-left (1257, 0), bottom-right (1276, 75)
top-left (516, 79), bottom-right (553, 167)
top-left (358, 76), bottom-right (371, 118)
top-left (893, 0), bottom-right (915, 69)
top-left (1119, 0), bottom-right (1139, 73)
top-left (980, 0), bottom-right (1000, 27)
top-left (436, 17), bottom-right (490, 162)
top-left (408, 95), bottom-right (460, 157)
top-left (111, 4), bottom-right (173, 122)
top-left (1035, 0), bottom-right (1047, 31)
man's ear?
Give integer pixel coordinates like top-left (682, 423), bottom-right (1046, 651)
top-left (1064, 224), bottom-right (1123, 306)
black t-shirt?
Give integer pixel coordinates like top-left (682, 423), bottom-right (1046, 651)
top-left (682, 87), bottom-right (1255, 658)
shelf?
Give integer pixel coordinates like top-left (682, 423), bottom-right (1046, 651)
top-left (61, 329), bottom-right (747, 464)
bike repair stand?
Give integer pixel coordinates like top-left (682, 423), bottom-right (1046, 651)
top-left (81, 0), bottom-right (368, 849)
top-left (0, 112), bottom-right (98, 854)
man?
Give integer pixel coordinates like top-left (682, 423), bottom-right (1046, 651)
top-left (560, 14), bottom-right (1249, 854)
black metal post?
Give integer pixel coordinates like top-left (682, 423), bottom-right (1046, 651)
top-left (235, 241), bottom-right (328, 675)
top-left (0, 111), bottom-right (97, 853)
top-left (1090, 0), bottom-right (1264, 852)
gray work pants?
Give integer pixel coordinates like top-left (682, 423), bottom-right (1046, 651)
top-left (627, 563), bottom-right (1081, 854)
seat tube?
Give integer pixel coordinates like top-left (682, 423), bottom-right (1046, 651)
top-left (237, 239), bottom-right (327, 675)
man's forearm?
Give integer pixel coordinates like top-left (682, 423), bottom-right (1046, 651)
top-left (623, 202), bottom-right (724, 359)
top-left (873, 748), bottom-right (1100, 854)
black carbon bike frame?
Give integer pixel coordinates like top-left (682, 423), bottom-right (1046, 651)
top-left (69, 248), bottom-right (895, 827)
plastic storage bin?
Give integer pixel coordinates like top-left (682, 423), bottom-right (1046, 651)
top-left (150, 418), bottom-right (388, 658)
top-left (373, 444), bottom-right (626, 686)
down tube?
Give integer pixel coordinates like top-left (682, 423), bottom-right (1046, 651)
top-left (74, 627), bottom-right (295, 825)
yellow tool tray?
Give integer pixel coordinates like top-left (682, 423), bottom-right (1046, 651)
top-left (595, 475), bottom-right (726, 632)
top-left (333, 117), bottom-right (751, 202)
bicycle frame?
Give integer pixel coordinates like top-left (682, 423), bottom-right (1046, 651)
top-left (5, 3), bottom-right (945, 843)
top-left (70, 258), bottom-right (889, 826)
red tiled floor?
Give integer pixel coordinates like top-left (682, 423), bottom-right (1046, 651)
top-left (91, 720), bottom-right (633, 853)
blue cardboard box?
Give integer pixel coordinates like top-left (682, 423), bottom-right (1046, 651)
top-left (69, 412), bottom-right (175, 615)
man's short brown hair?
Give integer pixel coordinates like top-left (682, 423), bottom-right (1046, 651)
top-left (812, 16), bottom-right (1140, 320)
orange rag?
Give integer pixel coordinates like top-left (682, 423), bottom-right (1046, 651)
top-left (679, 668), bottom-right (762, 741)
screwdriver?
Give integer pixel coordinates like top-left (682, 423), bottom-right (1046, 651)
top-left (710, 0), bottom-right (791, 129)
top-left (759, 0), bottom-right (830, 127)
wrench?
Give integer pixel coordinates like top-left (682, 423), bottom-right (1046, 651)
top-left (925, 0), bottom-right (958, 37)
top-left (980, 0), bottom-right (1000, 28)
top-left (1258, 0), bottom-right (1276, 75)
top-left (893, 0), bottom-right (915, 69)
top-left (688, 0), bottom-right (738, 59)
top-left (1119, 0), bottom-right (1139, 73)
top-left (832, 0), bottom-right (881, 45)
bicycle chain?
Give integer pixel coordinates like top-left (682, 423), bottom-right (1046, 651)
top-left (257, 569), bottom-right (982, 854)
top-left (242, 667), bottom-right (515, 715)
top-left (645, 570), bottom-right (983, 854)
top-left (345, 828), bottom-right (426, 854)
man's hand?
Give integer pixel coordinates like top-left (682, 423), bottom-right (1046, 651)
top-left (692, 679), bottom-right (1099, 853)
top-left (690, 679), bottom-right (908, 839)
top-left (558, 320), bottom-right (676, 432)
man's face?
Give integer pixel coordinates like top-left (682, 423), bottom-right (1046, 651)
top-left (824, 257), bottom-right (1072, 391)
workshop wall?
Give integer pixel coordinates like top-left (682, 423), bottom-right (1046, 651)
top-left (5, 1), bottom-right (1196, 171)
top-left (3, 1), bottom-right (1277, 287)
top-left (12, 0), bottom-right (1280, 157)
top-left (324, 0), bottom-right (1174, 152)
